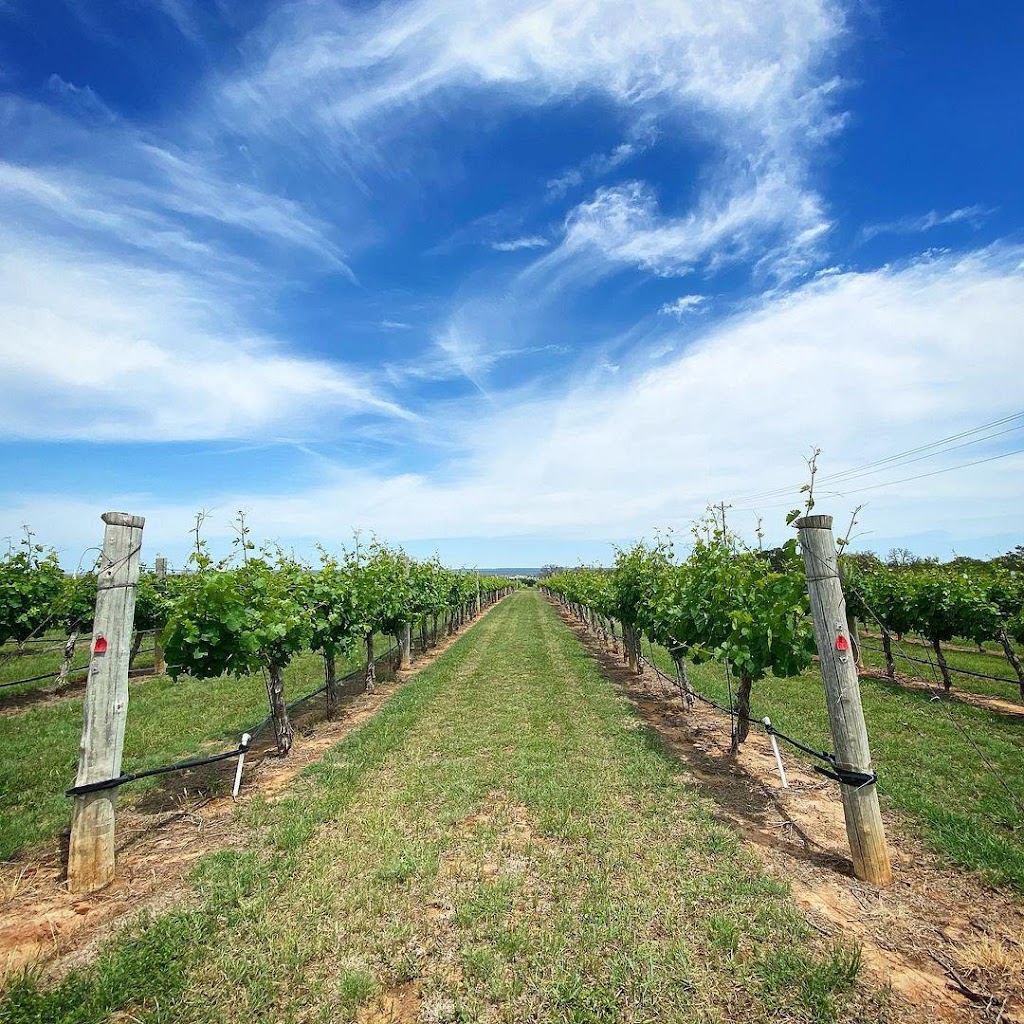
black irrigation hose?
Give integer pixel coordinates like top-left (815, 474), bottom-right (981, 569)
top-left (576, 604), bottom-right (879, 788)
top-left (1, 652), bottom-right (160, 691)
top-left (0, 664), bottom-right (90, 689)
top-left (66, 740), bottom-right (249, 797)
top-left (859, 642), bottom-right (1018, 685)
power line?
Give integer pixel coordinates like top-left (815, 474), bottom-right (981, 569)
top-left (835, 446), bottom-right (1024, 496)
top-left (724, 411), bottom-right (1024, 507)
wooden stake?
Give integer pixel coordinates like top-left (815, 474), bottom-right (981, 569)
top-left (796, 515), bottom-right (892, 887)
top-left (68, 512), bottom-right (145, 894)
top-left (153, 556), bottom-right (167, 675)
top-left (400, 622), bottom-right (412, 670)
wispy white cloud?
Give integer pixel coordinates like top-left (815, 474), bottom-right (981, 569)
top-left (524, 168), bottom-right (830, 293)
top-left (219, 0), bottom-right (843, 142)
top-left (545, 122), bottom-right (658, 199)
top-left (45, 74), bottom-right (117, 122)
top-left (0, 147), bottom-right (348, 278)
top-left (660, 294), bottom-right (707, 317)
top-left (379, 319), bottom-right (413, 329)
top-left (152, 0), bottom-right (204, 44)
top-left (0, 235), bottom-right (410, 441)
top-left (491, 235), bottom-right (549, 251)
top-left (861, 205), bottom-right (991, 241)
top-left (12, 246), bottom-right (1022, 559)
top-left (215, 0), bottom-right (844, 282)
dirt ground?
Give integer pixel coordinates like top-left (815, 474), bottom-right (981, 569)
top-left (0, 664), bottom-right (157, 719)
top-left (858, 664), bottom-right (1024, 721)
top-left (0, 611), bottom-right (493, 986)
top-left (556, 604), bottom-right (1024, 1024)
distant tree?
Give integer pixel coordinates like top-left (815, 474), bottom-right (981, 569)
top-left (886, 547), bottom-right (937, 569)
top-left (995, 546), bottom-right (1024, 572)
top-left (839, 549), bottom-right (883, 573)
top-left (948, 554), bottom-right (990, 571)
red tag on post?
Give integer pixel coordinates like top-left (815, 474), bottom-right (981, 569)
top-left (835, 634), bottom-right (849, 652)
top-left (93, 635), bottom-right (108, 655)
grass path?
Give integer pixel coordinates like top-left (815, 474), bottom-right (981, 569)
top-left (2, 592), bottom-right (882, 1023)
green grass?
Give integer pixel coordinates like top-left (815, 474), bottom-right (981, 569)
top-left (0, 592), bottom-right (881, 1023)
top-left (857, 632), bottom-right (1022, 701)
top-left (0, 634), bottom-right (156, 699)
top-left (636, 634), bottom-right (1024, 890)
top-left (0, 642), bottom-right (382, 860)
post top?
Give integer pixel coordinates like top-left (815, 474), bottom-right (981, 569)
top-left (794, 514), bottom-right (833, 530)
top-left (102, 511), bottom-right (146, 529)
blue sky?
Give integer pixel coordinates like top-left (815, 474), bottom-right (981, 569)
top-left (1, 0), bottom-right (1022, 568)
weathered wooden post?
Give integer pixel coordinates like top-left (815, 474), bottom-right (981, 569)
top-left (796, 515), bottom-right (892, 887)
top-left (153, 556), bottom-right (167, 675)
top-left (68, 512), bottom-right (145, 894)
top-left (400, 621), bottom-right (412, 670)
top-left (624, 622), bottom-right (640, 674)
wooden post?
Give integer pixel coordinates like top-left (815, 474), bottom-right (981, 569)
top-left (68, 512), bottom-right (145, 894)
top-left (153, 556), bottom-right (167, 674)
top-left (796, 515), bottom-right (892, 887)
top-left (400, 622), bottom-right (412, 670)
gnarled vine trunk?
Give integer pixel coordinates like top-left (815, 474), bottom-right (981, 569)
top-left (266, 660), bottom-right (294, 756)
top-left (324, 650), bottom-right (338, 709)
top-left (128, 629), bottom-right (143, 668)
top-left (365, 632), bottom-right (376, 693)
top-left (58, 628), bottom-right (79, 686)
top-left (671, 653), bottom-right (695, 710)
top-left (623, 622), bottom-right (639, 674)
top-left (731, 671), bottom-right (753, 753)
top-left (996, 628), bottom-right (1024, 701)
top-left (932, 638), bottom-right (952, 691)
top-left (880, 628), bottom-right (896, 680)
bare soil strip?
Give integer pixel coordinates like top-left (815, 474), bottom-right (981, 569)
top-left (857, 665), bottom-right (1024, 720)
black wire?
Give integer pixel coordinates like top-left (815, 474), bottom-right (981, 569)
top-left (0, 664), bottom-right (90, 689)
top-left (813, 544), bottom-right (1024, 819)
top-left (858, 643), bottom-right (1017, 685)
top-left (723, 411), bottom-right (1024, 505)
top-left (66, 740), bottom-right (248, 797)
top-left (835, 446), bottom-right (1024, 496)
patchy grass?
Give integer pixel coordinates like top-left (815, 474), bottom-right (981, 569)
top-left (0, 634), bottom-right (156, 699)
top-left (1, 592), bottom-right (882, 1023)
top-left (857, 631), bottom-right (1023, 702)
top-left (0, 643), bottom-right (382, 860)
top-left (636, 634), bottom-right (1024, 890)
